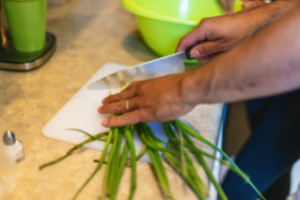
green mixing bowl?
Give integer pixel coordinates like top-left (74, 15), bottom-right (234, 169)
top-left (122, 0), bottom-right (242, 62)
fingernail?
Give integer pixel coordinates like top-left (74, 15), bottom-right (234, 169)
top-left (98, 106), bottom-right (103, 112)
top-left (191, 49), bottom-right (200, 58)
top-left (102, 119), bottom-right (108, 126)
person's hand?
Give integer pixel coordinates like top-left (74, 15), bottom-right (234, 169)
top-left (217, 0), bottom-right (235, 14)
top-left (98, 73), bottom-right (196, 127)
top-left (176, 11), bottom-right (256, 62)
top-left (242, 0), bottom-right (266, 10)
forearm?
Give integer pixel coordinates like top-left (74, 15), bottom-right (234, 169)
top-left (237, 0), bottom-right (299, 35)
top-left (182, 5), bottom-right (300, 103)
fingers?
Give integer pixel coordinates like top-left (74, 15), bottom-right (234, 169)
top-left (195, 52), bottom-right (223, 62)
top-left (176, 27), bottom-right (208, 52)
top-left (102, 81), bottom-right (144, 104)
top-left (176, 21), bottom-right (223, 58)
top-left (196, 56), bottom-right (213, 62)
top-left (102, 87), bottom-right (137, 104)
top-left (98, 97), bottom-right (139, 114)
top-left (190, 41), bottom-right (222, 58)
top-left (101, 108), bottom-right (153, 127)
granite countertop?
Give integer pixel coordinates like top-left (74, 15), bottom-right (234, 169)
top-left (0, 0), bottom-right (223, 199)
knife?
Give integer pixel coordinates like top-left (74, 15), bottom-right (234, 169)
top-left (88, 50), bottom-right (192, 90)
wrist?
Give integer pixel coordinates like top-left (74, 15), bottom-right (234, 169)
top-left (180, 66), bottom-right (215, 105)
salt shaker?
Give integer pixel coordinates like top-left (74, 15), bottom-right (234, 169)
top-left (2, 130), bottom-right (24, 163)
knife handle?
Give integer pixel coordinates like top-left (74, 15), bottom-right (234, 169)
top-left (185, 47), bottom-right (193, 60)
top-left (185, 41), bottom-right (202, 60)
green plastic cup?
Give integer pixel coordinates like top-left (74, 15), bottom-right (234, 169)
top-left (3, 0), bottom-right (47, 52)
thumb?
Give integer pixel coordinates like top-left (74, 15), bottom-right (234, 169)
top-left (190, 41), bottom-right (221, 58)
top-left (176, 28), bottom-right (209, 52)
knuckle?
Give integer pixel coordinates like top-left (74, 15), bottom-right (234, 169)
top-left (130, 81), bottom-right (142, 92)
top-left (117, 93), bottom-right (123, 101)
top-left (133, 98), bottom-right (141, 108)
top-left (115, 100), bottom-right (123, 111)
top-left (126, 82), bottom-right (137, 90)
top-left (122, 113), bottom-right (129, 123)
top-left (178, 35), bottom-right (191, 50)
top-left (218, 43), bottom-right (227, 52)
top-left (198, 17), bottom-right (216, 31)
top-left (139, 84), bottom-right (146, 91)
top-left (171, 105), bottom-right (181, 117)
top-left (153, 108), bottom-right (162, 121)
top-left (106, 118), bottom-right (113, 126)
top-left (199, 43), bottom-right (212, 55)
top-left (130, 82), bottom-right (138, 87)
top-left (112, 117), bottom-right (121, 127)
top-left (199, 17), bottom-right (210, 25)
top-left (134, 87), bottom-right (140, 96)
top-left (100, 105), bottom-right (107, 112)
top-left (136, 84), bottom-right (145, 94)
top-left (138, 108), bottom-right (146, 122)
top-left (178, 36), bottom-right (186, 45)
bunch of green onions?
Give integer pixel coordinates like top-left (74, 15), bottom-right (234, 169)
top-left (40, 119), bottom-right (265, 200)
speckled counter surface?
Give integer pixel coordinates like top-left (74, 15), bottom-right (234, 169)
top-left (0, 0), bottom-right (223, 199)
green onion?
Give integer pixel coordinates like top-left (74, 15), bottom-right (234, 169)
top-left (66, 129), bottom-right (109, 142)
top-left (177, 123), bottom-right (187, 177)
top-left (134, 144), bottom-right (147, 162)
top-left (174, 119), bottom-right (266, 200)
top-left (39, 131), bottom-right (108, 170)
top-left (140, 123), bottom-right (174, 200)
top-left (100, 127), bottom-right (119, 198)
top-left (164, 122), bottom-right (208, 197)
top-left (171, 122), bottom-right (228, 200)
top-left (109, 132), bottom-right (130, 200)
top-left (124, 125), bottom-right (137, 200)
top-left (40, 119), bottom-right (265, 200)
top-left (72, 128), bottom-right (113, 200)
top-left (107, 128), bottom-right (123, 196)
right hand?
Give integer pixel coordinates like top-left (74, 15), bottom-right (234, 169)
top-left (176, 11), bottom-right (257, 62)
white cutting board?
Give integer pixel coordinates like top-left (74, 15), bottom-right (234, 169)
top-left (42, 63), bottom-right (167, 163)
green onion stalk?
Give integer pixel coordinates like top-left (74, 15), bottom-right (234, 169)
top-left (40, 119), bottom-right (265, 200)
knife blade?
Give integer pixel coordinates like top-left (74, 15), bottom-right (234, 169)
top-left (88, 51), bottom-right (188, 90)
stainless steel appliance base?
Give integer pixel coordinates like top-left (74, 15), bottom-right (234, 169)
top-left (0, 32), bottom-right (56, 71)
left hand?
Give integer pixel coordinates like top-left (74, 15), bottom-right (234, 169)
top-left (98, 73), bottom-right (196, 127)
